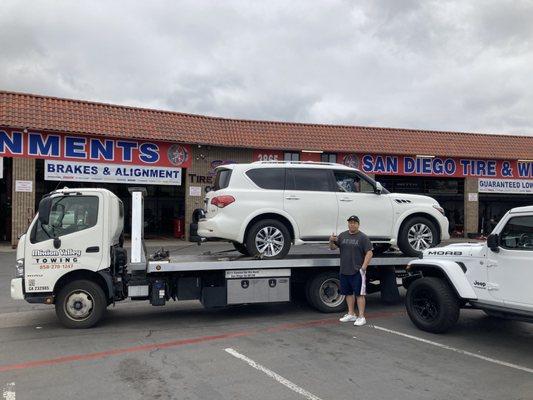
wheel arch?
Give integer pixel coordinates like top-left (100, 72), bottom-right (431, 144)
top-left (241, 212), bottom-right (297, 244)
top-left (407, 261), bottom-right (477, 300)
top-left (53, 269), bottom-right (112, 301)
top-left (397, 212), bottom-right (443, 244)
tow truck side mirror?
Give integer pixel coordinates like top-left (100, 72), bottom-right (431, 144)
top-left (487, 233), bottom-right (500, 252)
top-left (38, 197), bottom-right (53, 225)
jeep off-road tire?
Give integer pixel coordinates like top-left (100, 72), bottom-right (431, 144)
top-left (398, 216), bottom-right (438, 257)
top-left (306, 271), bottom-right (347, 313)
top-left (405, 277), bottom-right (460, 333)
top-left (245, 219), bottom-right (291, 259)
top-left (55, 280), bottom-right (107, 329)
top-left (233, 242), bottom-right (250, 256)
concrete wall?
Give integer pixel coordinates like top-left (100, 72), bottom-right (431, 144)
top-left (11, 158), bottom-right (36, 247)
top-left (184, 146), bottom-right (253, 239)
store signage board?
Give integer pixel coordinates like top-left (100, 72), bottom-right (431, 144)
top-left (479, 178), bottom-right (533, 194)
top-left (15, 180), bottom-right (33, 192)
top-left (45, 160), bottom-right (182, 186)
top-left (0, 129), bottom-right (191, 168)
top-left (468, 193), bottom-right (478, 202)
top-left (253, 150), bottom-right (533, 180)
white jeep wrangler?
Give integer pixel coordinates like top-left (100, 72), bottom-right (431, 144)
top-left (404, 205), bottom-right (533, 333)
top-left (193, 161), bottom-right (449, 259)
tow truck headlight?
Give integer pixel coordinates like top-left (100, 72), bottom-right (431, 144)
top-left (16, 259), bottom-right (24, 277)
top-left (433, 205), bottom-right (445, 216)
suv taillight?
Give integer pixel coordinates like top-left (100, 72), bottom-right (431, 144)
top-left (211, 195), bottom-right (235, 208)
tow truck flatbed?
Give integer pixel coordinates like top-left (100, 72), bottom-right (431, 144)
top-left (142, 252), bottom-right (415, 273)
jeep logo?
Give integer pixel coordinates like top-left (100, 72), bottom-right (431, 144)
top-left (427, 251), bottom-right (463, 256)
top-left (473, 280), bottom-right (486, 288)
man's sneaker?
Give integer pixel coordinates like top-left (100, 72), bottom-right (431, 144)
top-left (339, 314), bottom-right (357, 322)
top-left (354, 317), bottom-right (366, 326)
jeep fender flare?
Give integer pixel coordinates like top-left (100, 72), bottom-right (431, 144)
top-left (408, 259), bottom-right (477, 300)
top-left (237, 209), bottom-right (300, 243)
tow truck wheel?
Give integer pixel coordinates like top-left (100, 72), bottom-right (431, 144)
top-left (232, 242), bottom-right (250, 256)
top-left (405, 277), bottom-right (459, 333)
top-left (55, 280), bottom-right (107, 329)
top-left (306, 272), bottom-right (346, 313)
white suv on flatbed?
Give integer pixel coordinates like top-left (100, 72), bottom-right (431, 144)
top-left (194, 161), bottom-right (449, 259)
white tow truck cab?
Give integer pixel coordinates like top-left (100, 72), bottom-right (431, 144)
top-left (11, 187), bottom-right (415, 329)
top-left (403, 205), bottom-right (533, 333)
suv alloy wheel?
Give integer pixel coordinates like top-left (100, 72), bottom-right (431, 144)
top-left (246, 219), bottom-right (291, 259)
top-left (398, 216), bottom-right (438, 257)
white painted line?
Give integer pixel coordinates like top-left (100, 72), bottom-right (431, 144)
top-left (224, 348), bottom-right (323, 400)
top-left (372, 325), bottom-right (533, 374)
top-left (2, 382), bottom-right (15, 400)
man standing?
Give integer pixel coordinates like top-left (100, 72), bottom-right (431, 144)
top-left (330, 215), bottom-right (373, 326)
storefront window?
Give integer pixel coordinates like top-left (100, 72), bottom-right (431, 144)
top-left (376, 176), bottom-right (465, 236)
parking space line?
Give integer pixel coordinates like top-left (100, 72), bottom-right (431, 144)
top-left (225, 348), bottom-right (323, 400)
top-left (371, 325), bottom-right (533, 374)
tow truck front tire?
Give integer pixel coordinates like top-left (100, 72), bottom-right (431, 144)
top-left (55, 280), bottom-right (107, 329)
top-left (405, 277), bottom-right (460, 333)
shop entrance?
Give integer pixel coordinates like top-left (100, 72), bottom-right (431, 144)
top-left (479, 193), bottom-right (533, 235)
top-left (376, 175), bottom-right (465, 237)
top-left (35, 160), bottom-right (186, 239)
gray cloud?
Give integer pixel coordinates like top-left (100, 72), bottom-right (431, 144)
top-left (0, 0), bottom-right (532, 136)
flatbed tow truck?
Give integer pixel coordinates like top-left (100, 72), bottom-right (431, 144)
top-left (11, 187), bottom-right (415, 328)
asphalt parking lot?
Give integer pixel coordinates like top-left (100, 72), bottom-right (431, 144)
top-left (1, 244), bottom-right (532, 400)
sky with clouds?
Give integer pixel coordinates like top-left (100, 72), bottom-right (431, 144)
top-left (1, 0), bottom-right (532, 136)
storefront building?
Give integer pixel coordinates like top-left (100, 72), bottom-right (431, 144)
top-left (1, 91), bottom-right (532, 245)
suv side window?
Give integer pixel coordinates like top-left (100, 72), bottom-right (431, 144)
top-left (333, 171), bottom-right (374, 193)
top-left (246, 168), bottom-right (285, 190)
top-left (32, 196), bottom-right (99, 243)
top-left (286, 169), bottom-right (334, 192)
top-left (500, 216), bottom-right (533, 250)
top-left (214, 169), bottom-right (232, 190)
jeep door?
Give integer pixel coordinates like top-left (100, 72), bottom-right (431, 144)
top-left (487, 214), bottom-right (533, 310)
top-left (333, 170), bottom-right (393, 238)
top-left (284, 168), bottom-right (338, 240)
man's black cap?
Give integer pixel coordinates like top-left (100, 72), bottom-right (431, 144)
top-left (347, 215), bottom-right (360, 223)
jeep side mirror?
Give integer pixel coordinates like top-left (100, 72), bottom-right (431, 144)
top-left (38, 197), bottom-right (52, 225)
top-left (487, 233), bottom-right (499, 252)
top-left (375, 182), bottom-right (383, 194)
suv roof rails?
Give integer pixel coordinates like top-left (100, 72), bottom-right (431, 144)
top-left (252, 160), bottom-right (342, 166)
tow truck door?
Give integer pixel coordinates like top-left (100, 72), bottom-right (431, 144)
top-left (487, 214), bottom-right (533, 310)
top-left (24, 193), bottom-right (104, 294)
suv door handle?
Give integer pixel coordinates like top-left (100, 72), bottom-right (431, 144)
top-left (86, 246), bottom-right (100, 253)
top-left (285, 196), bottom-right (300, 200)
top-left (339, 198), bottom-right (353, 202)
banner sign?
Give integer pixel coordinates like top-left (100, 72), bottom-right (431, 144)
top-left (253, 149), bottom-right (533, 179)
top-left (339, 153), bottom-right (533, 179)
top-left (479, 178), bottom-right (533, 194)
top-left (45, 160), bottom-right (182, 186)
top-left (0, 129), bottom-right (191, 168)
